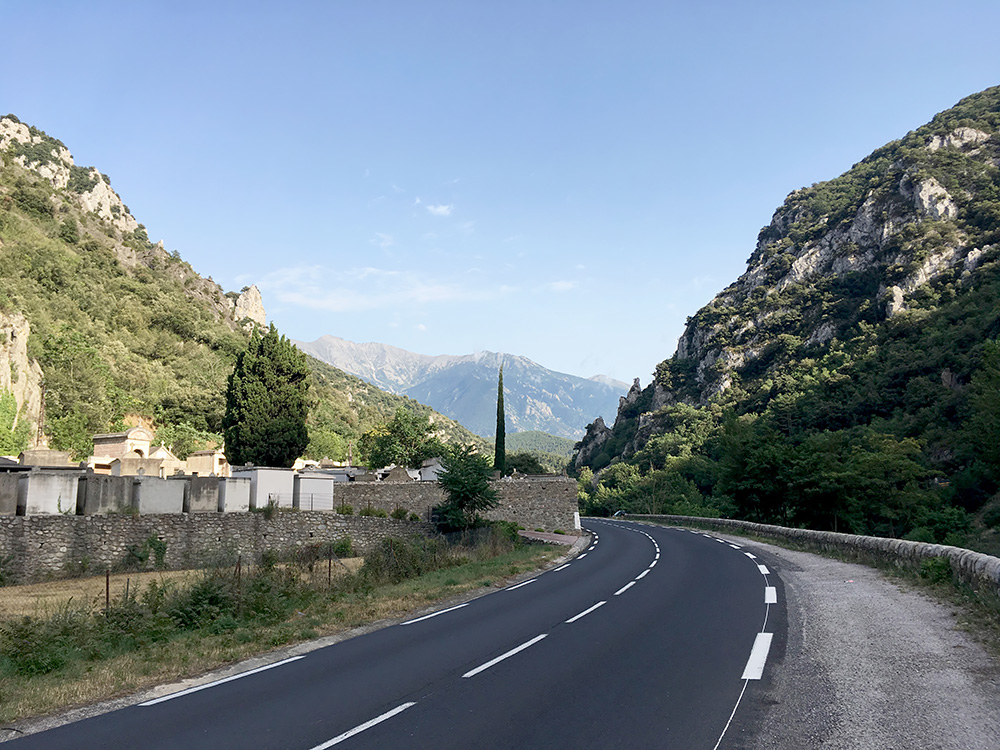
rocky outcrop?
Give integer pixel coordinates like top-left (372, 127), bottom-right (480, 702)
top-left (232, 284), bottom-right (266, 328)
top-left (0, 116), bottom-right (138, 235)
top-left (0, 312), bottom-right (44, 446)
top-left (573, 417), bottom-right (612, 470)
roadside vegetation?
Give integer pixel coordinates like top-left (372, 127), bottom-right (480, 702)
top-left (0, 527), bottom-right (560, 723)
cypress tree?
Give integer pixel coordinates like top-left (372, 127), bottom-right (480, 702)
top-left (223, 324), bottom-right (310, 468)
top-left (493, 365), bottom-right (505, 474)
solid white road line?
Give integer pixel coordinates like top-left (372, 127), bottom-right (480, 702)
top-left (401, 603), bottom-right (469, 625)
top-left (311, 702), bottom-right (418, 748)
top-left (140, 656), bottom-right (306, 706)
top-left (757, 564), bottom-right (770, 575)
top-left (614, 581), bottom-right (636, 596)
top-left (765, 586), bottom-right (777, 604)
top-left (505, 578), bottom-right (537, 591)
top-left (566, 601), bottom-right (607, 623)
top-left (463, 634), bottom-right (549, 678)
top-left (741, 633), bottom-right (774, 680)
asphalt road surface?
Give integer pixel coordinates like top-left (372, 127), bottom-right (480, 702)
top-left (8, 520), bottom-right (783, 749)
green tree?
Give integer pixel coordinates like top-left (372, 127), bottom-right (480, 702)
top-left (503, 451), bottom-right (545, 475)
top-left (437, 445), bottom-right (499, 530)
top-left (493, 366), bottom-right (505, 474)
top-left (358, 408), bottom-right (442, 469)
top-left (0, 390), bottom-right (31, 455)
top-left (222, 324), bottom-right (309, 468)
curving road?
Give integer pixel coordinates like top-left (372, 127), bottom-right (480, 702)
top-left (8, 520), bottom-right (784, 749)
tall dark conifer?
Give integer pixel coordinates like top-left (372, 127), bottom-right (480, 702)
top-left (223, 324), bottom-right (310, 468)
top-left (493, 365), bottom-right (505, 474)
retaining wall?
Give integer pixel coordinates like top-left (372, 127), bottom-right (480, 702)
top-left (0, 512), bottom-right (436, 585)
top-left (628, 515), bottom-right (1000, 598)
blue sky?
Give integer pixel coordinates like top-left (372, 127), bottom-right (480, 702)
top-left (5, 1), bottom-right (999, 387)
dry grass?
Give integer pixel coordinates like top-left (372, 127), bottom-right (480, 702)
top-left (0, 560), bottom-right (365, 621)
top-left (0, 544), bottom-right (561, 724)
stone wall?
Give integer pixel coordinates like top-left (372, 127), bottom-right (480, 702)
top-left (629, 515), bottom-right (1000, 598)
top-left (0, 513), bottom-right (436, 585)
top-left (329, 476), bottom-right (579, 532)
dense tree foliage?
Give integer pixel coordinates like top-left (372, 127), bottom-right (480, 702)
top-left (357, 407), bottom-right (444, 469)
top-left (223, 324), bottom-right (310, 468)
top-left (436, 445), bottom-right (499, 531)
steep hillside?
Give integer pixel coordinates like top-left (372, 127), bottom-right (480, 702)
top-left (295, 335), bottom-right (626, 439)
top-left (0, 115), bottom-right (480, 459)
top-left (574, 87), bottom-right (1000, 551)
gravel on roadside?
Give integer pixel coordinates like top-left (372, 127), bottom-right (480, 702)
top-left (732, 537), bottom-right (1000, 750)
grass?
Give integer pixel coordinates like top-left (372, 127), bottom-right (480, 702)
top-left (0, 538), bottom-right (562, 724)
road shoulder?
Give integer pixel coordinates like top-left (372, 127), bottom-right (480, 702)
top-left (728, 537), bottom-right (1000, 750)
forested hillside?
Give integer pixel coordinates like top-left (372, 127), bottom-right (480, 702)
top-left (0, 115), bottom-right (480, 460)
top-left (574, 86), bottom-right (1000, 554)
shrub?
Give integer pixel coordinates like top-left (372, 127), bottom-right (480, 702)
top-left (359, 507), bottom-right (388, 518)
top-left (331, 537), bottom-right (354, 558)
top-left (336, 504), bottom-right (354, 515)
top-left (390, 507), bottom-right (408, 520)
top-left (920, 556), bottom-right (952, 584)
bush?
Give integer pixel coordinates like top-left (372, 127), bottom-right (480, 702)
top-left (360, 536), bottom-right (452, 585)
top-left (919, 556), bottom-right (952, 584)
top-left (359, 507), bottom-right (388, 518)
top-left (336, 503), bottom-right (354, 515)
top-left (390, 507), bottom-right (408, 520)
top-left (331, 537), bottom-right (354, 558)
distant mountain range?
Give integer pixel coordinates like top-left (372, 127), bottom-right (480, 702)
top-left (293, 336), bottom-right (628, 439)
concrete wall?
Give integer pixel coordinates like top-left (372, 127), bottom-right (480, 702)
top-left (0, 512), bottom-right (436, 584)
top-left (294, 474), bottom-right (336, 511)
top-left (0, 474), bottom-right (19, 515)
top-left (133, 477), bottom-right (184, 515)
top-left (77, 475), bottom-right (132, 515)
top-left (17, 470), bottom-right (82, 515)
top-left (232, 467), bottom-right (295, 509)
top-left (628, 514), bottom-right (1000, 599)
top-left (176, 476), bottom-right (219, 513)
top-left (219, 477), bottom-right (250, 512)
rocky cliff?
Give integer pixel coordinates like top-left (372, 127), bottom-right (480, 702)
top-left (576, 86), bottom-right (1000, 470)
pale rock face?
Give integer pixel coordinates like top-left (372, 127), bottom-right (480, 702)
top-left (0, 116), bottom-right (138, 234)
top-left (910, 176), bottom-right (957, 220)
top-left (806, 322), bottom-right (838, 346)
top-left (233, 285), bottom-right (267, 328)
top-left (928, 127), bottom-right (991, 151)
top-left (964, 247), bottom-right (985, 272)
top-left (0, 312), bottom-right (44, 446)
top-left (78, 171), bottom-right (139, 234)
top-left (886, 286), bottom-right (907, 318)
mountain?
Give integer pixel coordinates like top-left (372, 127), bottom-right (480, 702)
top-left (573, 86), bottom-right (1000, 551)
top-left (294, 335), bottom-right (627, 439)
top-left (0, 115), bottom-right (481, 460)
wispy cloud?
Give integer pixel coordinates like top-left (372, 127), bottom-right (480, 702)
top-left (371, 233), bottom-right (395, 248)
top-left (548, 280), bottom-right (578, 292)
top-left (426, 204), bottom-right (453, 217)
top-left (259, 264), bottom-right (504, 313)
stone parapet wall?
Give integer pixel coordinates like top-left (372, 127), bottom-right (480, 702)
top-left (628, 515), bottom-right (1000, 597)
top-left (0, 512), bottom-right (436, 585)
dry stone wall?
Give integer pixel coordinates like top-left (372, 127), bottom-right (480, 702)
top-left (0, 513), bottom-right (436, 585)
top-left (629, 515), bottom-right (1000, 598)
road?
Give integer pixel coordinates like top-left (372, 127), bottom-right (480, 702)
top-left (7, 520), bottom-right (782, 749)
